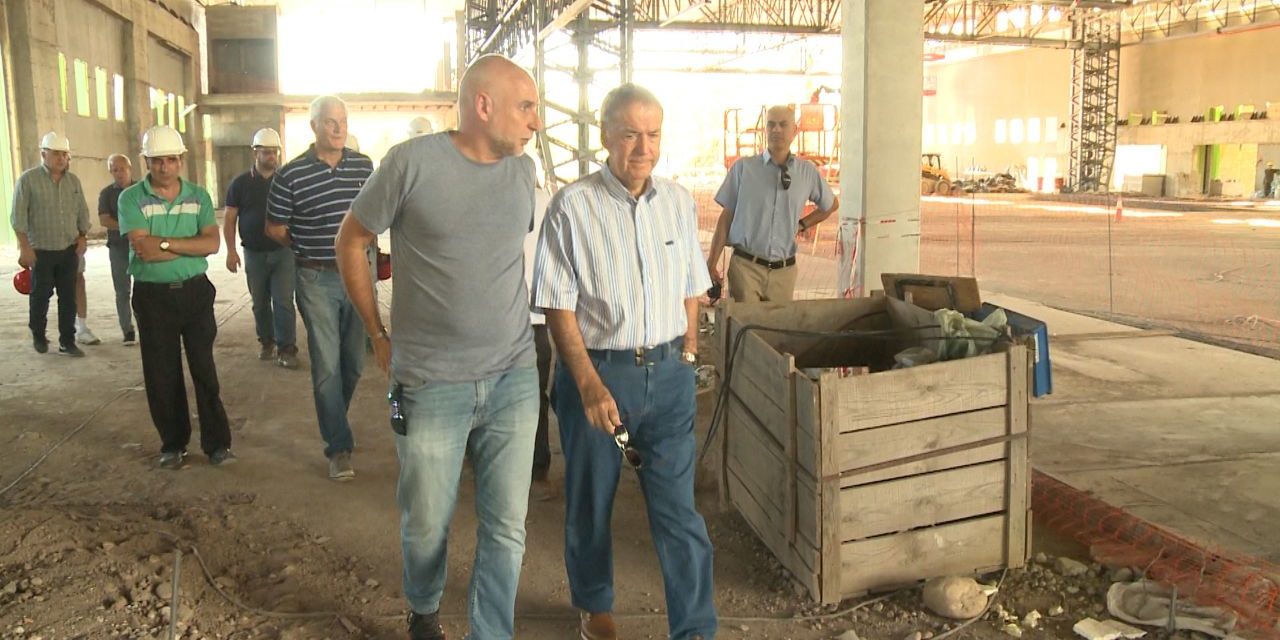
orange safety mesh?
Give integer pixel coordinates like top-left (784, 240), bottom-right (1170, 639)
top-left (1033, 470), bottom-right (1280, 634)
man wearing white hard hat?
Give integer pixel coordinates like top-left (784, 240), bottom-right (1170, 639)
top-left (407, 116), bottom-right (434, 138)
top-left (118, 125), bottom-right (234, 469)
top-left (10, 131), bottom-right (91, 356)
top-left (224, 128), bottom-right (298, 369)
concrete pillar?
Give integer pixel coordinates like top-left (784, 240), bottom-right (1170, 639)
top-left (123, 9), bottom-right (150, 163)
top-left (6, 0), bottom-right (64, 169)
top-left (837, 0), bottom-right (924, 297)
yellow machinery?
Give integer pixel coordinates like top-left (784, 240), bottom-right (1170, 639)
top-left (921, 152), bottom-right (952, 196)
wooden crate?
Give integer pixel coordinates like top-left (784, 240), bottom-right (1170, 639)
top-left (715, 297), bottom-right (1031, 603)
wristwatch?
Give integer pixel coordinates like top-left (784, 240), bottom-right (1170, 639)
top-left (681, 350), bottom-right (698, 365)
top-left (159, 239), bottom-right (171, 252)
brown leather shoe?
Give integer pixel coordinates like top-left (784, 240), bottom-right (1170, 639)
top-left (579, 611), bottom-right (617, 640)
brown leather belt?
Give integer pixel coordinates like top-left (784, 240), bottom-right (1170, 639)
top-left (734, 248), bottom-right (796, 270)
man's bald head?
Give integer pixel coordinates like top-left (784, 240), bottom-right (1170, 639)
top-left (107, 153), bottom-right (132, 187)
top-left (765, 104), bottom-right (798, 156)
top-left (456, 55), bottom-right (542, 159)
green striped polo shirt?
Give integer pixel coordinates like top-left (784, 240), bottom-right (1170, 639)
top-left (117, 177), bottom-right (216, 283)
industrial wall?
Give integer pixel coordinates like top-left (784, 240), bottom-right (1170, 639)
top-left (923, 26), bottom-right (1280, 196)
top-left (2, 0), bottom-right (205, 242)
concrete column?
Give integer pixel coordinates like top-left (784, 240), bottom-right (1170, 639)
top-left (837, 0), bottom-right (924, 297)
top-left (123, 8), bottom-right (150, 163)
top-left (7, 0), bottom-right (64, 168)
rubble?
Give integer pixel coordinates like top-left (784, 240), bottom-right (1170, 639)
top-left (1056, 557), bottom-right (1090, 577)
top-left (921, 576), bottom-right (989, 619)
top-left (1072, 617), bottom-right (1146, 640)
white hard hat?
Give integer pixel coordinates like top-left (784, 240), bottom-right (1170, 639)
top-left (251, 127), bottom-right (282, 148)
top-left (141, 126), bottom-right (187, 157)
top-left (345, 133), bottom-right (360, 153)
top-left (39, 131), bottom-right (71, 152)
top-left (407, 116), bottom-right (433, 137)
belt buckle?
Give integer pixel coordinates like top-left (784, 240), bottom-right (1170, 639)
top-left (168, 281), bottom-right (183, 289)
top-left (634, 347), bottom-right (645, 367)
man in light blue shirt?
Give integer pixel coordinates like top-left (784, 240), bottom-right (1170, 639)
top-left (532, 83), bottom-right (717, 640)
top-left (708, 104), bottom-right (839, 302)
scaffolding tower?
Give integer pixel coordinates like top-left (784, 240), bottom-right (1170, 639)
top-left (1067, 11), bottom-right (1121, 193)
top-left (464, 0), bottom-right (839, 186)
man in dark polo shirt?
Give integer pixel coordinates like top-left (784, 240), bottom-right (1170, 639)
top-left (225, 127), bottom-right (298, 369)
top-left (266, 95), bottom-right (374, 481)
top-left (98, 153), bottom-right (137, 345)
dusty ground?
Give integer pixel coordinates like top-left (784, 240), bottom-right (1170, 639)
top-left (0, 234), bottom-right (1229, 640)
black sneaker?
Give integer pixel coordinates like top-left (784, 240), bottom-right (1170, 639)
top-left (33, 336), bottom-right (49, 354)
top-left (407, 611), bottom-right (445, 640)
top-left (58, 344), bottom-right (86, 357)
top-left (159, 450), bottom-right (188, 470)
top-left (209, 448), bottom-right (238, 466)
top-left (123, 330), bottom-right (137, 346)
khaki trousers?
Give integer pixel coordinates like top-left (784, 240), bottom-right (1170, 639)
top-left (727, 253), bottom-right (797, 302)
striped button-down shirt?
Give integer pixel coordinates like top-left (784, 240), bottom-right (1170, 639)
top-left (532, 168), bottom-right (712, 350)
top-left (10, 166), bottom-right (90, 250)
top-left (267, 146), bottom-right (373, 262)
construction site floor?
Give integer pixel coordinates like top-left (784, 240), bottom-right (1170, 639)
top-left (1, 240), bottom-right (1275, 638)
top-left (984, 292), bottom-right (1280, 565)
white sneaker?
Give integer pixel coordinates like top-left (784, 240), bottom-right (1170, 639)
top-left (76, 325), bottom-right (102, 345)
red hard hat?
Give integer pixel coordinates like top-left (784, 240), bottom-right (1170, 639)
top-left (376, 251), bottom-right (392, 281)
top-left (13, 268), bottom-right (32, 295)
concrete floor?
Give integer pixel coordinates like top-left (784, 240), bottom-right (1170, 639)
top-left (984, 292), bottom-right (1280, 565)
top-left (3, 236), bottom-right (1278, 637)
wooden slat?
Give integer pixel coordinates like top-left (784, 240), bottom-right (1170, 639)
top-left (837, 407), bottom-right (1009, 486)
top-left (727, 470), bottom-right (821, 599)
top-left (731, 330), bottom-right (792, 444)
top-left (818, 374), bottom-right (841, 604)
top-left (795, 470), bottom-right (820, 551)
top-left (1005, 346), bottom-right (1030, 569)
top-left (839, 461), bottom-right (1008, 541)
top-left (725, 399), bottom-right (786, 521)
top-left (839, 514), bottom-right (1007, 595)
top-left (794, 375), bottom-right (820, 476)
top-left (729, 364), bottom-right (788, 447)
top-left (835, 353), bottom-right (1009, 432)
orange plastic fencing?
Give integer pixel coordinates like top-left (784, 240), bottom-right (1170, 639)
top-left (1033, 470), bottom-right (1280, 633)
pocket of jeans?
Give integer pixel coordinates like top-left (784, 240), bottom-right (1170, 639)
top-left (297, 268), bottom-right (319, 285)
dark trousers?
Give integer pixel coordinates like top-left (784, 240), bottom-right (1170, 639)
top-left (532, 323), bottom-right (554, 470)
top-left (552, 342), bottom-right (718, 639)
top-left (132, 275), bottom-right (231, 455)
top-left (29, 246), bottom-right (78, 347)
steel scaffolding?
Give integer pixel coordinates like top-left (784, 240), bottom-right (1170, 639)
top-left (1068, 12), bottom-right (1120, 193)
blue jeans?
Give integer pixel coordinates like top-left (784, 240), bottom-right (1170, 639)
top-left (107, 242), bottom-right (133, 336)
top-left (295, 266), bottom-right (365, 458)
top-left (243, 246), bottom-right (296, 348)
top-left (553, 348), bottom-right (718, 640)
top-left (395, 367), bottom-right (539, 640)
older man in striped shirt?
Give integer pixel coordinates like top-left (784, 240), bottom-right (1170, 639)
top-left (532, 84), bottom-right (718, 640)
top-left (267, 95), bottom-right (374, 481)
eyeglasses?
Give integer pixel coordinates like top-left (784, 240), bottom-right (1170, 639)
top-left (613, 425), bottom-right (643, 470)
top-left (780, 164), bottom-right (792, 191)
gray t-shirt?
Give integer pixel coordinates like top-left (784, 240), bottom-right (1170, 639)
top-left (350, 132), bottom-right (536, 386)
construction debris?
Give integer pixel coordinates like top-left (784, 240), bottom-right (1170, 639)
top-left (921, 576), bottom-right (989, 619)
top-left (1056, 557), bottom-right (1090, 577)
top-left (1072, 617), bottom-right (1146, 640)
top-left (1107, 580), bottom-right (1239, 637)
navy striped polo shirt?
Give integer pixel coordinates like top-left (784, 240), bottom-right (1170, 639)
top-left (267, 145), bottom-right (373, 262)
